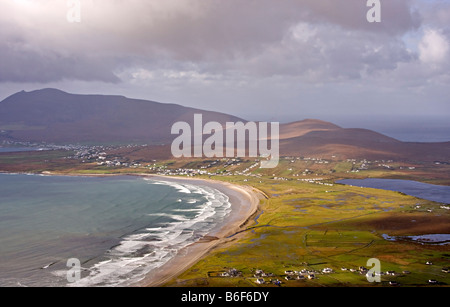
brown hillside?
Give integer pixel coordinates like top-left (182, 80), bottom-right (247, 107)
top-left (279, 119), bottom-right (341, 139)
top-left (280, 128), bottom-right (450, 161)
top-left (0, 89), bottom-right (243, 144)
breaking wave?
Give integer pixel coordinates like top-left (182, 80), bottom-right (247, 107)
top-left (68, 178), bottom-right (231, 287)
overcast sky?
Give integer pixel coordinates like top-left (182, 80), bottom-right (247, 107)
top-left (0, 0), bottom-right (449, 141)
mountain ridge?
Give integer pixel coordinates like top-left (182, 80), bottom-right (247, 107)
top-left (1, 89), bottom-right (449, 161)
top-left (0, 88), bottom-right (244, 144)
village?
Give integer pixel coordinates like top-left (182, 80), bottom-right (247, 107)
top-left (216, 263), bottom-right (448, 287)
top-left (56, 143), bottom-right (424, 181)
top-left (1, 140), bottom-right (427, 181)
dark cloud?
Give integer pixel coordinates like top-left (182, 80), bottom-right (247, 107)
top-left (0, 0), bottom-right (423, 83)
top-left (0, 41), bottom-right (120, 83)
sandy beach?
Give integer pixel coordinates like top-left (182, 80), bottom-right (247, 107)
top-left (5, 171), bottom-right (263, 287)
top-left (132, 175), bottom-right (263, 287)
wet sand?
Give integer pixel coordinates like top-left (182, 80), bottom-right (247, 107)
top-left (133, 175), bottom-right (263, 287)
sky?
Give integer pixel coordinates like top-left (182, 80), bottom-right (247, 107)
top-left (0, 0), bottom-right (449, 141)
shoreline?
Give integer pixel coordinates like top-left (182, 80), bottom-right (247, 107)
top-left (0, 171), bottom-right (263, 287)
top-left (133, 175), bottom-right (263, 287)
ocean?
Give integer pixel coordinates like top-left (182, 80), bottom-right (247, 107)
top-left (0, 174), bottom-right (231, 287)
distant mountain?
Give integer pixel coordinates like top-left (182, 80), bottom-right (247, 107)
top-left (96, 116), bottom-right (450, 163)
top-left (0, 88), bottom-right (243, 144)
top-left (1, 89), bottom-right (448, 161)
top-left (279, 121), bottom-right (450, 161)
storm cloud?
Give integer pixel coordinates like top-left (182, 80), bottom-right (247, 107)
top-left (0, 0), bottom-right (424, 82)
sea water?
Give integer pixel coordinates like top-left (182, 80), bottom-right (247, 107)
top-left (0, 174), bottom-right (231, 287)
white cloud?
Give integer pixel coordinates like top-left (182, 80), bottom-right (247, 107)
top-left (419, 29), bottom-right (449, 63)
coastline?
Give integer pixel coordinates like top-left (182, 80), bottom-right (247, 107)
top-left (133, 175), bottom-right (263, 287)
top-left (1, 171), bottom-right (263, 287)
top-left (3, 170), bottom-right (450, 287)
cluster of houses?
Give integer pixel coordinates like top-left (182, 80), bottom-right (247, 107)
top-left (218, 264), bottom-right (448, 286)
top-left (0, 140), bottom-right (102, 152)
top-left (286, 157), bottom-right (419, 174)
top-left (341, 266), bottom-right (381, 276)
top-left (156, 159), bottom-right (267, 178)
top-left (434, 161), bottom-right (450, 165)
top-left (64, 144), bottom-right (158, 168)
top-left (220, 268), bottom-right (243, 278)
top-left (154, 166), bottom-right (219, 177)
top-left (298, 157), bottom-right (330, 164)
top-left (253, 269), bottom-right (278, 285)
top-left (242, 162), bottom-right (260, 174)
top-left (68, 146), bottom-right (115, 161)
top-left (272, 176), bottom-right (289, 181)
top-left (252, 267), bottom-right (335, 285)
top-left (296, 177), bottom-right (334, 186)
top-left (341, 265), bottom-right (414, 278)
top-left (199, 160), bottom-right (221, 169)
top-left (414, 203), bottom-right (450, 213)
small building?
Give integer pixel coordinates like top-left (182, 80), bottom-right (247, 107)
top-left (389, 281), bottom-right (399, 286)
top-left (271, 279), bottom-right (282, 286)
top-left (285, 276), bottom-right (294, 281)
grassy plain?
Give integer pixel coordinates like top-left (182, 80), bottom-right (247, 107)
top-left (165, 176), bottom-right (449, 287)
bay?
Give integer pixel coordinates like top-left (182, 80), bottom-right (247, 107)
top-left (0, 174), bottom-right (231, 287)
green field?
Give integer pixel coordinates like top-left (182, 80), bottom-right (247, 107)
top-left (164, 176), bottom-right (450, 287)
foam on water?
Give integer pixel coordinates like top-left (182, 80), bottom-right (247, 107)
top-left (0, 174), bottom-right (233, 287)
top-left (69, 178), bottom-right (232, 287)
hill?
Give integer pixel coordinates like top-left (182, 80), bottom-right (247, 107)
top-left (0, 88), bottom-right (243, 144)
top-left (279, 119), bottom-right (342, 139)
top-left (279, 123), bottom-right (450, 161)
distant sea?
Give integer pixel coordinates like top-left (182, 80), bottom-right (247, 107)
top-left (0, 174), bottom-right (231, 287)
